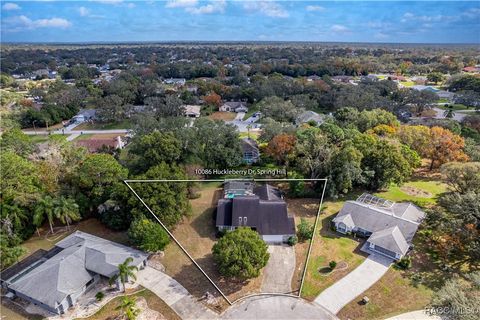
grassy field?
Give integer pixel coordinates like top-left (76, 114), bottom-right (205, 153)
top-left (435, 103), bottom-right (473, 111)
top-left (74, 119), bottom-right (133, 130)
top-left (374, 179), bottom-right (447, 207)
top-left (238, 131), bottom-right (261, 141)
top-left (78, 288), bottom-right (180, 320)
top-left (207, 111), bottom-right (236, 121)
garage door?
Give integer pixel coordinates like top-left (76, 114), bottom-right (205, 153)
top-left (262, 235), bottom-right (283, 244)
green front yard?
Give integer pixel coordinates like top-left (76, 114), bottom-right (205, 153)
top-left (302, 176), bottom-right (450, 319)
top-left (74, 119), bottom-right (133, 130)
top-left (301, 194), bottom-right (367, 300)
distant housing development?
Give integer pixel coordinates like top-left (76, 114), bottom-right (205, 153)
top-left (216, 182), bottom-right (295, 244)
top-left (332, 194), bottom-right (425, 260)
top-left (1, 232), bottom-right (148, 315)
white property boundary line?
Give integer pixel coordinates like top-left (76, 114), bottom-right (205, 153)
top-left (124, 178), bottom-right (328, 306)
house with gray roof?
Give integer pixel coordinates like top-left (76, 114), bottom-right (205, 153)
top-left (241, 138), bottom-right (260, 164)
top-left (216, 183), bottom-right (295, 244)
top-left (2, 231), bottom-right (148, 315)
top-left (332, 194), bottom-right (425, 260)
top-left (219, 101), bottom-right (248, 113)
top-left (295, 110), bottom-right (325, 126)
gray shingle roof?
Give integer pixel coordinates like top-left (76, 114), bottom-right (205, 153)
top-left (216, 185), bottom-right (295, 236)
top-left (8, 231), bottom-right (148, 310)
top-left (368, 226), bottom-right (409, 255)
top-left (333, 200), bottom-right (425, 256)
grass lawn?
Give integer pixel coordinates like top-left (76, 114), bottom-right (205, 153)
top-left (238, 131), bottom-right (260, 141)
top-left (401, 81), bottom-right (415, 87)
top-left (207, 111), bottom-right (236, 121)
top-left (374, 179), bottom-right (447, 208)
top-left (301, 193), bottom-right (367, 300)
top-left (78, 288), bottom-right (180, 320)
top-left (435, 103), bottom-right (473, 111)
top-left (74, 119), bottom-right (132, 130)
top-left (73, 133), bottom-right (126, 141)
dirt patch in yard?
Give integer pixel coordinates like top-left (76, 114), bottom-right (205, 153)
top-left (207, 112), bottom-right (236, 121)
top-left (400, 186), bottom-right (432, 198)
top-left (287, 198), bottom-right (320, 294)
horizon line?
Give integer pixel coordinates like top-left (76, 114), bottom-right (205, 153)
top-left (2, 40), bottom-right (479, 46)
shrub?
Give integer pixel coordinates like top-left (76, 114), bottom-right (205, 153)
top-left (297, 218), bottom-right (314, 241)
top-left (128, 218), bottom-right (170, 252)
top-left (287, 235), bottom-right (298, 246)
top-left (329, 260), bottom-right (337, 270)
top-left (212, 228), bottom-right (269, 279)
top-left (95, 291), bottom-right (104, 301)
top-left (396, 256), bottom-right (411, 270)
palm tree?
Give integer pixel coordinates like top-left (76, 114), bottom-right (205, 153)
top-left (443, 107), bottom-right (455, 119)
top-left (109, 257), bottom-right (138, 292)
top-left (115, 296), bottom-right (140, 320)
top-left (53, 197), bottom-right (80, 230)
top-left (1, 204), bottom-right (27, 230)
top-left (33, 196), bottom-right (55, 234)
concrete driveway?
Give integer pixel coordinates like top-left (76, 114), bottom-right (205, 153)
top-left (223, 295), bottom-right (338, 320)
top-left (136, 266), bottom-right (218, 320)
top-left (261, 245), bottom-right (295, 294)
top-left (314, 254), bottom-right (392, 314)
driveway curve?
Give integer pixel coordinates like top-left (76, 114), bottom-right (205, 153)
top-left (222, 295), bottom-right (338, 320)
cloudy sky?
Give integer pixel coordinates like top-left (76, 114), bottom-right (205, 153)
top-left (1, 1), bottom-right (479, 43)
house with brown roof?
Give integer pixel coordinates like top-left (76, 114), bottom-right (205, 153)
top-left (76, 136), bottom-right (125, 153)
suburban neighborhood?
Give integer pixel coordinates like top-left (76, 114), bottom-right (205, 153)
top-left (1, 1), bottom-right (480, 320)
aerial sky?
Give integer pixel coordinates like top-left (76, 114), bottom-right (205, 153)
top-left (1, 1), bottom-right (479, 43)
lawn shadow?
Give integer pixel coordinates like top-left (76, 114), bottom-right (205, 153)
top-left (319, 216), bottom-right (342, 239)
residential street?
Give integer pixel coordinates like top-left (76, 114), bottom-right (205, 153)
top-left (314, 253), bottom-right (392, 314)
top-left (261, 245), bottom-right (296, 294)
top-left (223, 295), bottom-right (338, 320)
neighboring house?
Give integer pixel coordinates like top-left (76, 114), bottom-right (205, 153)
top-left (241, 138), bottom-right (260, 164)
top-left (76, 136), bottom-right (126, 153)
top-left (163, 78), bottom-right (186, 86)
top-left (331, 75), bottom-right (353, 83)
top-left (411, 76), bottom-right (427, 85)
top-left (216, 183), bottom-right (295, 243)
top-left (72, 109), bottom-right (97, 123)
top-left (1, 231), bottom-right (148, 315)
top-left (183, 105), bottom-right (201, 118)
top-left (306, 75), bottom-right (322, 82)
top-left (412, 85), bottom-right (439, 93)
top-left (436, 90), bottom-right (455, 101)
top-left (463, 66), bottom-right (480, 73)
top-left (219, 101), bottom-right (248, 113)
top-left (332, 194), bottom-right (425, 260)
top-left (296, 110), bottom-right (325, 126)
